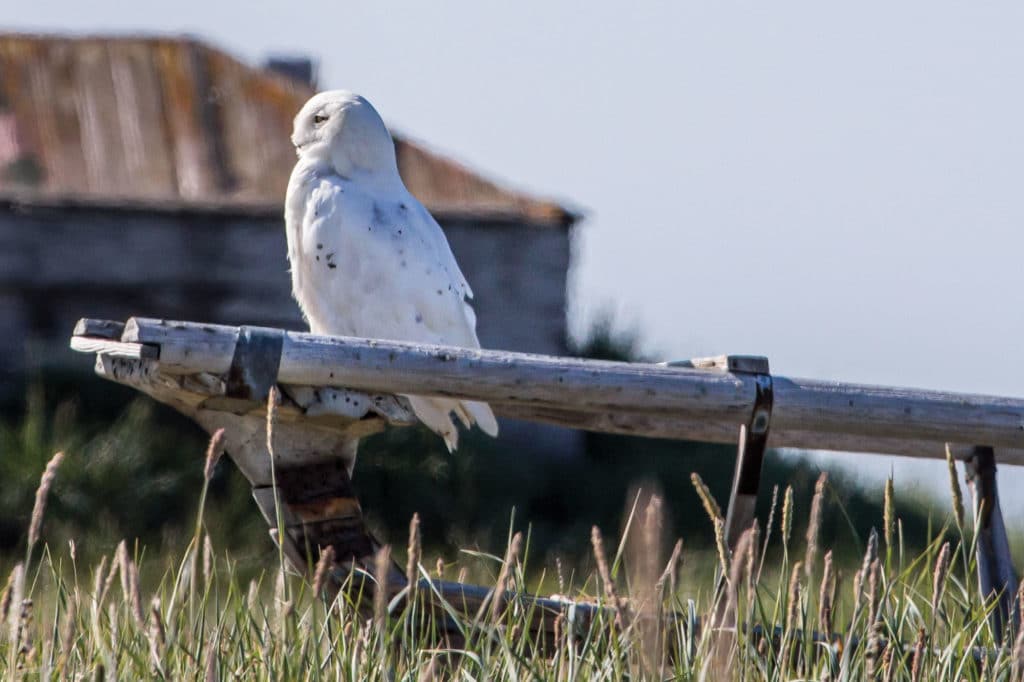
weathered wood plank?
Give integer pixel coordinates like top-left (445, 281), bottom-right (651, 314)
top-left (78, 317), bottom-right (1024, 459)
top-left (72, 318), bottom-right (126, 340)
top-left (69, 336), bottom-right (157, 360)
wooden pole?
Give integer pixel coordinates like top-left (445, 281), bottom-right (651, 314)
top-left (72, 317), bottom-right (1024, 460)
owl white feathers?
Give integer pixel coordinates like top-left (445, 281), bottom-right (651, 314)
top-left (285, 90), bottom-right (498, 450)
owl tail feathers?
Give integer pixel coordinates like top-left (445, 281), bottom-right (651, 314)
top-left (464, 400), bottom-right (499, 437)
top-left (405, 395), bottom-right (499, 452)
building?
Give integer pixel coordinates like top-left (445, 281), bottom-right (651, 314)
top-left (0, 33), bottom-right (581, 451)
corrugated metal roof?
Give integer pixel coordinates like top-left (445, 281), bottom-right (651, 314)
top-left (0, 33), bottom-right (576, 226)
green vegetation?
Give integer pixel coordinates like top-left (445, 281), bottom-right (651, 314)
top-left (1, 431), bottom-right (1020, 679)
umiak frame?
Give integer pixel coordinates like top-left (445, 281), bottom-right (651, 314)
top-left (70, 317), bottom-right (1024, 640)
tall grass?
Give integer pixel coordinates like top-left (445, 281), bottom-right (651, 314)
top-left (1, 436), bottom-right (1020, 680)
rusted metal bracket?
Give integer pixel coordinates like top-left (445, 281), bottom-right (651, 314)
top-left (963, 446), bottom-right (1019, 642)
top-left (723, 357), bottom-right (773, 546)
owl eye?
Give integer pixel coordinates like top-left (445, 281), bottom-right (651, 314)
top-left (313, 114), bottom-right (329, 125)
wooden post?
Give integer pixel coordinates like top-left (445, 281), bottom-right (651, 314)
top-left (964, 447), bottom-right (1020, 642)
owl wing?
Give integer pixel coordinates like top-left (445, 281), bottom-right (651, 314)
top-left (287, 171), bottom-right (498, 449)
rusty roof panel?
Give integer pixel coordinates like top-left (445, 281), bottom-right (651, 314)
top-left (0, 33), bottom-right (576, 226)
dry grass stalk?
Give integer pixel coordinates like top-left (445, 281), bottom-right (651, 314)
top-left (1011, 623), bottom-right (1024, 681)
top-left (655, 539), bottom-right (683, 601)
top-left (910, 627), bottom-right (926, 682)
top-left (128, 561), bottom-right (144, 626)
top-left (931, 541), bottom-right (951, 616)
top-left (745, 522), bottom-right (759, 614)
top-left (406, 513), bottom-right (422, 588)
top-left (417, 654), bottom-right (439, 682)
top-left (591, 526), bottom-right (622, 626)
top-left (59, 594), bottom-right (77, 660)
top-left (781, 486), bottom-right (794, 548)
top-left (203, 428), bottom-right (226, 482)
top-left (1018, 580), bottom-right (1024, 626)
top-left (115, 540), bottom-right (131, 599)
top-left (883, 476), bottom-right (895, 552)
top-left (780, 560), bottom-right (803, 675)
top-left (818, 550), bottom-right (835, 638)
top-left (861, 529), bottom-right (879, 581)
top-left (373, 545), bottom-right (392, 628)
top-left (456, 566), bottom-right (467, 585)
top-left (881, 644), bottom-right (896, 682)
top-left (312, 546), bottom-right (336, 599)
top-left (690, 473), bottom-right (722, 522)
top-left (491, 531), bottom-right (523, 623)
top-left (0, 569), bottom-right (14, 627)
top-left (149, 597), bottom-right (167, 666)
top-left (266, 386), bottom-right (280, 458)
top-left (92, 556), bottom-right (110, 608)
top-left (205, 635), bottom-right (219, 682)
top-left (435, 557), bottom-right (444, 580)
top-left (27, 451), bottom-right (65, 552)
top-left (785, 561), bottom-right (803, 634)
top-left (723, 527), bottom-right (756, 630)
top-left (712, 517), bottom-right (730, 579)
top-left (5, 563), bottom-right (24, 648)
top-left (867, 558), bottom-right (881, 627)
top-left (865, 559), bottom-right (883, 678)
top-left (203, 534), bottom-right (214, 586)
top-left (553, 612), bottom-right (565, 649)
top-left (757, 486), bottom-right (779, 584)
top-left (945, 445), bottom-right (965, 528)
top-left (804, 472), bottom-right (828, 578)
top-left (640, 495), bottom-right (664, 599)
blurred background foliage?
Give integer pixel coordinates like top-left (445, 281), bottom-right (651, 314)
top-left (0, 316), bottom-right (944, 574)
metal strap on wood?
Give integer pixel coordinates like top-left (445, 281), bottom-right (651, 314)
top-left (726, 364), bottom-right (773, 546)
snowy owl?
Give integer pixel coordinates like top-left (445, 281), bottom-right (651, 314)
top-left (285, 90), bottom-right (499, 450)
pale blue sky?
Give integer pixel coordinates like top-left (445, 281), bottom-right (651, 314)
top-left (7, 2), bottom-right (1024, 509)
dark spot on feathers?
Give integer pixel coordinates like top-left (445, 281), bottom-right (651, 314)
top-left (326, 252), bottom-right (335, 259)
top-left (401, 260), bottom-right (407, 267)
top-left (328, 263), bottom-right (337, 269)
top-left (400, 203), bottom-right (407, 210)
top-left (415, 313), bottom-right (423, 323)
top-left (372, 203), bottom-right (386, 224)
top-left (316, 256), bottom-right (320, 261)
top-left (317, 244), bottom-right (323, 249)
top-left (436, 289), bottom-right (443, 295)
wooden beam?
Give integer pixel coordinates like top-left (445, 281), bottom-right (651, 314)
top-left (77, 317), bottom-right (1024, 459)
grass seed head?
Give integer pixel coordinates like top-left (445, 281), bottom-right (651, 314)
top-left (945, 445), bottom-right (965, 528)
top-left (819, 550), bottom-right (835, 637)
top-left (931, 541), bottom-right (951, 616)
top-left (373, 545), bottom-right (392, 628)
top-left (27, 451), bottom-right (65, 552)
top-left (203, 428), bottom-right (226, 482)
top-left (690, 472), bottom-right (722, 523)
top-left (804, 472), bottom-right (828, 578)
top-left (781, 486), bottom-right (794, 548)
top-left (312, 545), bottom-right (336, 599)
top-left (883, 476), bottom-right (895, 551)
top-left (406, 513), bottom-right (422, 587)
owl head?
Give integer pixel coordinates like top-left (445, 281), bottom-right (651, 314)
top-left (291, 90), bottom-right (398, 179)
